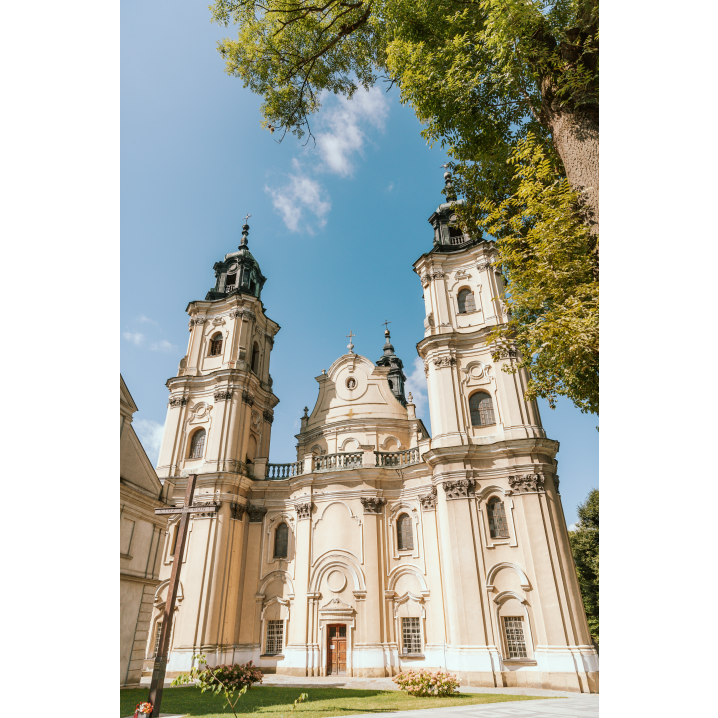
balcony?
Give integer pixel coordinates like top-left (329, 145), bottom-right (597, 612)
top-left (375, 447), bottom-right (421, 467)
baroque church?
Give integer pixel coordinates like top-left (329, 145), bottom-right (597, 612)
top-left (144, 176), bottom-right (599, 692)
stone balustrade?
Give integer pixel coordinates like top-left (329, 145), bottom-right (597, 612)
top-left (314, 451), bottom-right (363, 471)
top-left (266, 461), bottom-right (303, 480)
top-left (375, 447), bottom-right (421, 467)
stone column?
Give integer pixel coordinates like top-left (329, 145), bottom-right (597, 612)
top-left (282, 500), bottom-right (313, 676)
top-left (435, 478), bottom-right (495, 687)
top-left (356, 497), bottom-right (386, 677)
top-left (237, 505), bottom-right (267, 652)
top-left (418, 487), bottom-right (447, 666)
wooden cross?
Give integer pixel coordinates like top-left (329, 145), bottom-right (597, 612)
top-left (382, 319), bottom-right (391, 331)
top-left (147, 474), bottom-right (218, 718)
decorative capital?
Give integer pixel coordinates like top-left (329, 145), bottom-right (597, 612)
top-left (263, 409), bottom-right (274, 424)
top-left (296, 501), bottom-right (314, 520)
top-left (360, 497), bottom-right (386, 514)
top-left (433, 356), bottom-right (456, 368)
top-left (230, 502), bottom-right (246, 521)
top-left (419, 486), bottom-right (438, 511)
top-left (242, 390), bottom-right (255, 406)
top-left (194, 317), bottom-right (207, 325)
top-left (442, 479), bottom-right (475, 500)
top-left (168, 397), bottom-right (188, 408)
top-left (507, 474), bottom-right (546, 494)
top-left (214, 389), bottom-right (233, 402)
top-left (247, 504), bottom-right (268, 522)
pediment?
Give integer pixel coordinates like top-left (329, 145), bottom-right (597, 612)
top-left (319, 598), bottom-right (355, 614)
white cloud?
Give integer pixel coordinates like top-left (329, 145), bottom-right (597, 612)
top-left (405, 356), bottom-right (429, 424)
top-left (568, 523), bottom-right (578, 532)
top-left (265, 159), bottom-right (331, 233)
top-left (134, 419), bottom-right (165, 466)
top-left (137, 314), bottom-right (157, 325)
top-left (150, 340), bottom-right (178, 353)
top-left (385, 181), bottom-right (394, 193)
top-left (123, 331), bottom-right (144, 346)
top-left (266, 88), bottom-right (389, 232)
top-left (316, 87), bottom-right (389, 177)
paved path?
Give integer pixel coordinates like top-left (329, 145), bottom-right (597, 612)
top-left (339, 695), bottom-right (598, 717)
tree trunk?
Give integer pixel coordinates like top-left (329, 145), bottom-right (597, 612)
top-left (546, 107), bottom-right (599, 236)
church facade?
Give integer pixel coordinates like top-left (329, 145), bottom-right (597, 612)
top-left (145, 182), bottom-right (599, 692)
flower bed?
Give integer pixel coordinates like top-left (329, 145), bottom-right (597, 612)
top-left (393, 668), bottom-right (461, 696)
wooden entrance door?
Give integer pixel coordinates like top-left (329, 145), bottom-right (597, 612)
top-left (327, 625), bottom-right (347, 675)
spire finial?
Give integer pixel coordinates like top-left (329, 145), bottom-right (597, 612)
top-left (346, 330), bottom-right (355, 354)
top-left (240, 213), bottom-right (252, 248)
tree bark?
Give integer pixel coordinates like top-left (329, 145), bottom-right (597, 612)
top-left (547, 107), bottom-right (599, 235)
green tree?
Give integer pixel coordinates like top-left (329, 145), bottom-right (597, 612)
top-left (568, 488), bottom-right (598, 645)
top-left (210, 0), bottom-right (599, 412)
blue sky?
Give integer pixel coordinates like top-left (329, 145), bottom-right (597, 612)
top-left (121, 0), bottom-right (597, 526)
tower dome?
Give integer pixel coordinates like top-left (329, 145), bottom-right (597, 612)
top-left (205, 220), bottom-right (267, 301)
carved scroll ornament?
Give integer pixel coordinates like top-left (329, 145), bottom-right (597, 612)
top-left (507, 474), bottom-right (546, 494)
top-left (360, 497), bottom-right (386, 514)
top-left (442, 479), bottom-right (475, 500)
top-left (296, 501), bottom-right (314, 520)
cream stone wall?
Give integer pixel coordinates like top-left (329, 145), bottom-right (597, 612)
top-left (141, 214), bottom-right (598, 693)
top-left (120, 376), bottom-right (171, 687)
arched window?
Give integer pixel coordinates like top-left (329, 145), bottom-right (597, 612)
top-left (189, 428), bottom-right (206, 459)
top-left (251, 342), bottom-right (260, 374)
top-left (469, 391), bottom-right (496, 427)
top-left (487, 497), bottom-right (509, 539)
top-left (457, 288), bottom-right (476, 314)
top-left (397, 513), bottom-right (414, 551)
top-left (274, 522), bottom-right (288, 558)
top-left (209, 333), bottom-right (223, 356)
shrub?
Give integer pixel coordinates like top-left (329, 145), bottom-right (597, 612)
top-left (201, 661), bottom-right (264, 691)
top-left (393, 668), bottom-right (461, 696)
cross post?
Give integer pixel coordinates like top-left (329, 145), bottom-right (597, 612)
top-left (147, 474), bottom-right (219, 718)
top-left (382, 320), bottom-right (391, 331)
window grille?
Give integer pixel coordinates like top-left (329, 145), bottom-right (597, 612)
top-left (469, 392), bottom-right (496, 427)
top-left (189, 429), bottom-right (206, 459)
top-left (503, 616), bottom-right (528, 658)
top-left (274, 522), bottom-right (289, 558)
top-left (402, 617), bottom-right (422, 654)
top-left (487, 498), bottom-right (509, 539)
top-left (266, 620), bottom-right (283, 655)
top-left (457, 289), bottom-right (476, 314)
top-left (209, 334), bottom-right (223, 356)
top-left (153, 622), bottom-right (163, 656)
top-left (397, 513), bottom-right (414, 551)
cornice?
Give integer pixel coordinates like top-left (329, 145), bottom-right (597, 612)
top-left (185, 295), bottom-right (281, 335)
top-left (423, 438), bottom-right (559, 465)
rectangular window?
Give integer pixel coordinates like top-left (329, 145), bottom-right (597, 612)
top-left (170, 525), bottom-right (179, 556)
top-left (120, 517), bottom-right (135, 556)
top-left (153, 623), bottom-right (163, 656)
top-left (266, 620), bottom-right (284, 655)
top-left (503, 616), bottom-right (528, 658)
top-left (401, 617), bottom-right (422, 654)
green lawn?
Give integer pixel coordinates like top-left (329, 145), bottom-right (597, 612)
top-left (121, 685), bottom-right (548, 718)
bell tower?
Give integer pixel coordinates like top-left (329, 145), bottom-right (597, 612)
top-left (412, 176), bottom-right (597, 691)
top-left (414, 172), bottom-right (544, 447)
top-left (156, 218), bottom-right (280, 481)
